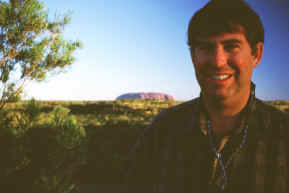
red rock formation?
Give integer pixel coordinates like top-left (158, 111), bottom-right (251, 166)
top-left (116, 92), bottom-right (174, 101)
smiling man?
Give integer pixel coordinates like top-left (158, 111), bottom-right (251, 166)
top-left (123, 0), bottom-right (289, 193)
top-left (191, 31), bottom-right (263, 136)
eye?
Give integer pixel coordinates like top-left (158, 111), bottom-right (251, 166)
top-left (225, 43), bottom-right (240, 51)
top-left (196, 43), bottom-right (212, 52)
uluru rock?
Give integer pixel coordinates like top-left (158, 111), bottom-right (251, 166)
top-left (116, 92), bottom-right (174, 101)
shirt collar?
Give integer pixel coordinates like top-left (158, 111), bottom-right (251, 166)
top-left (199, 81), bottom-right (256, 136)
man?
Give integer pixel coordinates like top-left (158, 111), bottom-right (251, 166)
top-left (123, 0), bottom-right (289, 193)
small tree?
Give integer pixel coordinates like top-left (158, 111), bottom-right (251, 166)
top-left (0, 0), bottom-right (82, 108)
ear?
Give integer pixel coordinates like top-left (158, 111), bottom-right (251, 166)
top-left (252, 42), bottom-right (264, 67)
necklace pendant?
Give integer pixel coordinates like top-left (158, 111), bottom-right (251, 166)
top-left (221, 184), bottom-right (225, 190)
top-left (217, 152), bottom-right (221, 159)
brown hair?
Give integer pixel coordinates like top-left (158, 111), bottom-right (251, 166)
top-left (187, 0), bottom-right (264, 53)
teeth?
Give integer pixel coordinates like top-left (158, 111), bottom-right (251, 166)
top-left (211, 75), bottom-right (230, 80)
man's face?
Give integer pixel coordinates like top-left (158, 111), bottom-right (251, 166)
top-left (191, 32), bottom-right (263, 101)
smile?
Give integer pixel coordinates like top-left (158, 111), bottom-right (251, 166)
top-left (211, 74), bottom-right (232, 80)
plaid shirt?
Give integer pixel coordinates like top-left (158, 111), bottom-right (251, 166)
top-left (123, 84), bottom-right (289, 193)
top-left (198, 88), bottom-right (250, 191)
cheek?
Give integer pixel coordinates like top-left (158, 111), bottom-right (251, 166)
top-left (193, 54), bottom-right (207, 72)
top-left (230, 53), bottom-right (254, 72)
top-left (231, 59), bottom-right (254, 81)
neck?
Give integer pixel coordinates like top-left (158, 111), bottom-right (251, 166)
top-left (202, 89), bottom-right (250, 136)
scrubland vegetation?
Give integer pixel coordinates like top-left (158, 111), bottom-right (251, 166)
top-left (0, 99), bottom-right (288, 192)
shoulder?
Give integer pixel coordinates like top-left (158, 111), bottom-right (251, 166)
top-left (254, 98), bottom-right (289, 122)
top-left (253, 98), bottom-right (289, 137)
top-left (150, 98), bottom-right (200, 128)
top-left (137, 98), bottom-right (200, 140)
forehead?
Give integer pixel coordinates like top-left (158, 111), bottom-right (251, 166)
top-left (195, 32), bottom-right (248, 44)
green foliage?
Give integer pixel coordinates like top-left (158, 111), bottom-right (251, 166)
top-left (50, 106), bottom-right (86, 149)
top-left (51, 106), bottom-right (71, 126)
top-left (0, 0), bottom-right (82, 108)
top-left (24, 97), bottom-right (41, 121)
top-left (267, 100), bottom-right (289, 112)
top-left (0, 99), bottom-right (86, 193)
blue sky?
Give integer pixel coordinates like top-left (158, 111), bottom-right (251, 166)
top-left (25, 0), bottom-right (289, 101)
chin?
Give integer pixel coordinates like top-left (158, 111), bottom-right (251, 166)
top-left (203, 87), bottom-right (228, 97)
top-left (208, 93), bottom-right (228, 101)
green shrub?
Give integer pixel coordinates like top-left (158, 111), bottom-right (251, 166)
top-left (51, 106), bottom-right (86, 149)
top-left (0, 99), bottom-right (87, 193)
top-left (24, 98), bottom-right (42, 122)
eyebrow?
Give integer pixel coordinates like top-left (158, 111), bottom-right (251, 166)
top-left (194, 38), bottom-right (242, 45)
top-left (221, 39), bottom-right (242, 44)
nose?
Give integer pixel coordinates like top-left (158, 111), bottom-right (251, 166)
top-left (210, 46), bottom-right (227, 68)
